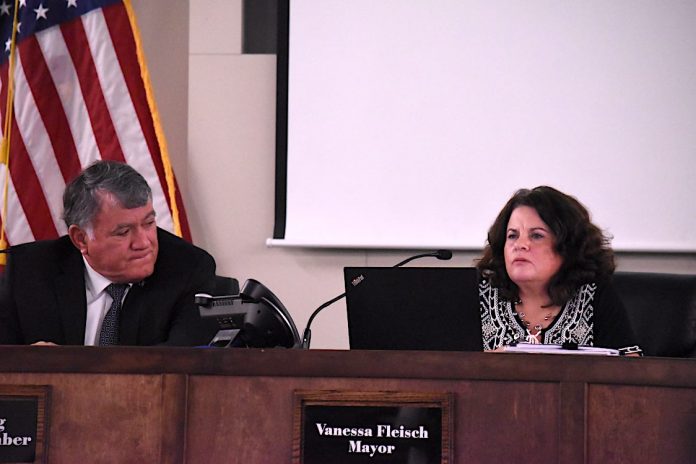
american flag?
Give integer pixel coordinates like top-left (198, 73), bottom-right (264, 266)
top-left (0, 0), bottom-right (191, 255)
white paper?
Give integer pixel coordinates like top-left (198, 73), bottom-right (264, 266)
top-left (502, 343), bottom-right (619, 356)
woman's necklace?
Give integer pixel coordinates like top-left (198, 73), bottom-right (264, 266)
top-left (514, 300), bottom-right (557, 344)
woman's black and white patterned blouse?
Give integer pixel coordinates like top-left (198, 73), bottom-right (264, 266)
top-left (478, 279), bottom-right (640, 353)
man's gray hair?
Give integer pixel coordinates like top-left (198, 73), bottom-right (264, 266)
top-left (63, 160), bottom-right (152, 229)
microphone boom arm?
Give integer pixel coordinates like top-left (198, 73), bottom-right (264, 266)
top-left (301, 292), bottom-right (346, 349)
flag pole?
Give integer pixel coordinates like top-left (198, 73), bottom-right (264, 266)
top-left (0, 0), bottom-right (22, 263)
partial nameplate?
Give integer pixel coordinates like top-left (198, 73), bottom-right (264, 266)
top-left (0, 385), bottom-right (50, 464)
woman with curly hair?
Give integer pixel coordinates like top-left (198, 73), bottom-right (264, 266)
top-left (477, 186), bottom-right (642, 355)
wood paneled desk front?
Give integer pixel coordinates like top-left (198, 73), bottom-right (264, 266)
top-left (1, 347), bottom-right (694, 463)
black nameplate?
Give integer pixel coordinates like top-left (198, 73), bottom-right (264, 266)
top-left (293, 391), bottom-right (452, 464)
top-left (0, 386), bottom-right (50, 464)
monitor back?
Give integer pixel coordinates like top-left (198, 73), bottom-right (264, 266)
top-left (345, 267), bottom-right (483, 351)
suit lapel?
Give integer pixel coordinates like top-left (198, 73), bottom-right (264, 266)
top-left (119, 282), bottom-right (145, 345)
top-left (54, 246), bottom-right (88, 345)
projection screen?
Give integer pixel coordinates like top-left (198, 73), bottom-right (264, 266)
top-left (270, 0), bottom-right (696, 252)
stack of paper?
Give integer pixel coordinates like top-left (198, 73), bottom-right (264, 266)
top-left (502, 343), bottom-right (619, 356)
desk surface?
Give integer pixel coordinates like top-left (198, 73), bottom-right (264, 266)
top-left (4, 345), bottom-right (696, 384)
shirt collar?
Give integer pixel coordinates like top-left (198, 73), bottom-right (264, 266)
top-left (82, 257), bottom-right (131, 302)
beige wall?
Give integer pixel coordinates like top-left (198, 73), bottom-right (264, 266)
top-left (135, 1), bottom-right (696, 350)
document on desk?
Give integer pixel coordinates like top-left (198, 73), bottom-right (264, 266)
top-left (503, 343), bottom-right (620, 356)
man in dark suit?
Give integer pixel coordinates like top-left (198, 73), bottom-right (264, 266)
top-left (0, 161), bottom-right (218, 346)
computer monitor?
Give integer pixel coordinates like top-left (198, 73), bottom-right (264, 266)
top-left (344, 267), bottom-right (483, 351)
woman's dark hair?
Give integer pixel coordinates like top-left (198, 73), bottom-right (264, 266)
top-left (476, 186), bottom-right (615, 305)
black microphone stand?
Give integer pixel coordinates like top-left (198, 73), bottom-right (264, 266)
top-left (301, 293), bottom-right (345, 349)
top-left (300, 250), bottom-right (453, 349)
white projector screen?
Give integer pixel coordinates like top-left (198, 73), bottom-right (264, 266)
top-left (270, 0), bottom-right (696, 252)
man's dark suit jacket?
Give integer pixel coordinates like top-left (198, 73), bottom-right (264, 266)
top-left (0, 228), bottom-right (218, 346)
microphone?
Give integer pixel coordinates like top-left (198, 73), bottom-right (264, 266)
top-left (300, 249), bottom-right (453, 349)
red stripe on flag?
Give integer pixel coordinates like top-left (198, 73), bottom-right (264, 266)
top-left (102, 4), bottom-right (191, 241)
top-left (102, 5), bottom-right (160, 171)
top-left (60, 16), bottom-right (125, 162)
top-left (9, 119), bottom-right (58, 240)
top-left (19, 36), bottom-right (82, 183)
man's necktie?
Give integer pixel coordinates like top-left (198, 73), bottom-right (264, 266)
top-left (99, 283), bottom-right (128, 346)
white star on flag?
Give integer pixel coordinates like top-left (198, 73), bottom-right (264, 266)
top-left (34, 3), bottom-right (49, 20)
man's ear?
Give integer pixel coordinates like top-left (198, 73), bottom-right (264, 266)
top-left (68, 225), bottom-right (89, 255)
